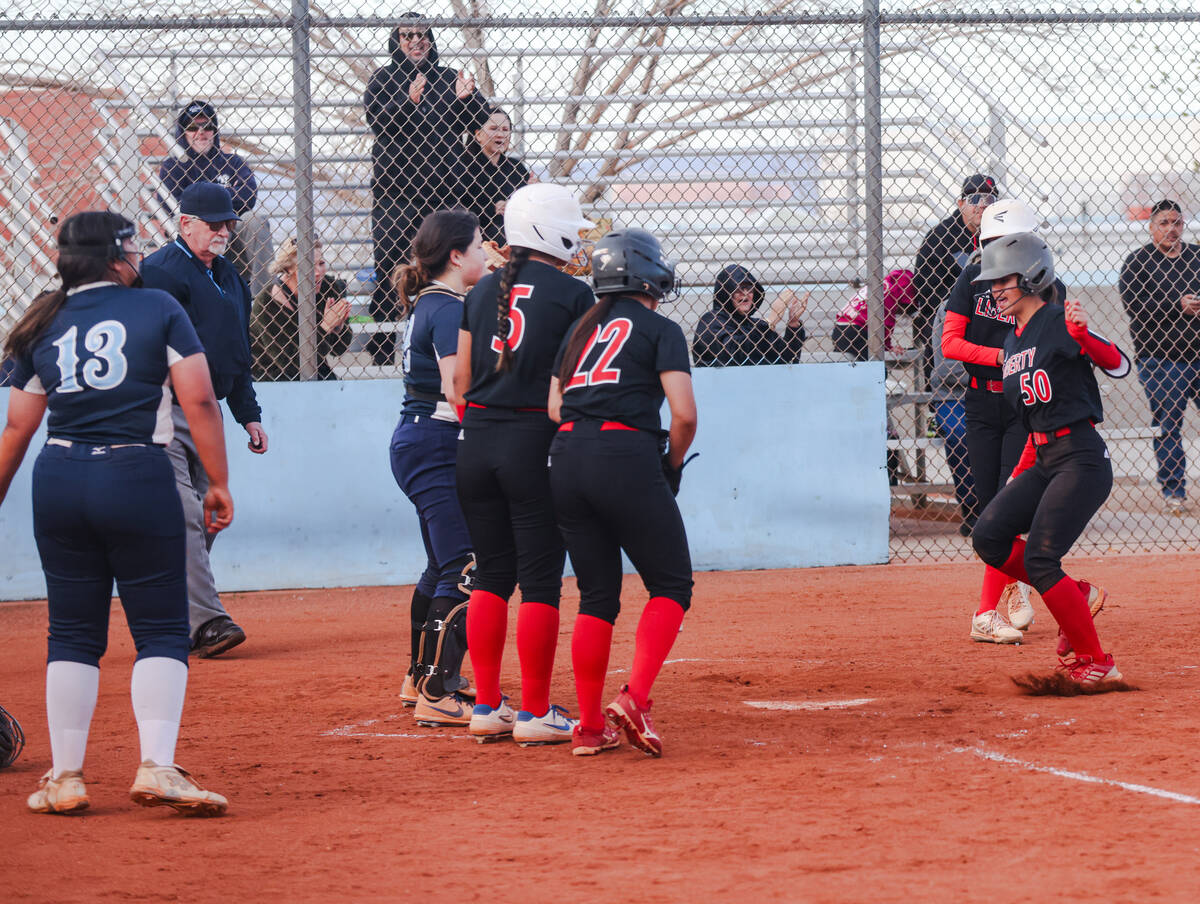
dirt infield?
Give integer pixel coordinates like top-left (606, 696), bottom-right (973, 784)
top-left (3, 555), bottom-right (1200, 902)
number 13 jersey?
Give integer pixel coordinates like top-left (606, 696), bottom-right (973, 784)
top-left (555, 295), bottom-right (691, 436)
top-left (1001, 303), bottom-right (1104, 434)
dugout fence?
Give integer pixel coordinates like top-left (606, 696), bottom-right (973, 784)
top-left (1, 2), bottom-right (1199, 561)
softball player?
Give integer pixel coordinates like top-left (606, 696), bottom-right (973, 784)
top-left (548, 229), bottom-right (696, 757)
top-left (0, 211), bottom-right (231, 815)
top-left (389, 209), bottom-right (486, 726)
top-left (453, 183), bottom-right (594, 746)
top-left (942, 200), bottom-right (1065, 643)
top-left (970, 233), bottom-right (1131, 686)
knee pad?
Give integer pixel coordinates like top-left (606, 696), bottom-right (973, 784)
top-left (416, 596), bottom-right (469, 699)
top-left (971, 514), bottom-right (1008, 568)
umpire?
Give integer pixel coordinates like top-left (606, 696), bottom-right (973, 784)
top-left (913, 174), bottom-right (998, 382)
top-left (142, 182), bottom-right (268, 658)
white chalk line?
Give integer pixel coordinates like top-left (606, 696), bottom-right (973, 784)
top-left (322, 714), bottom-right (464, 740)
top-left (744, 698), bottom-right (875, 711)
top-left (954, 747), bottom-right (1200, 806)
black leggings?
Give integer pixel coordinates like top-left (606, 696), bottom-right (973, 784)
top-left (549, 422), bottom-right (693, 624)
top-left (972, 424), bottom-right (1112, 593)
top-left (963, 386), bottom-right (1028, 518)
top-left (455, 411), bottom-right (565, 604)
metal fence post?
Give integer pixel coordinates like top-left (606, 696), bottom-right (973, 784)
top-left (292, 0), bottom-right (318, 380)
top-left (862, 0), bottom-right (884, 361)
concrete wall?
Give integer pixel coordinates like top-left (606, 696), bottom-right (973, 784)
top-left (0, 363), bottom-right (887, 601)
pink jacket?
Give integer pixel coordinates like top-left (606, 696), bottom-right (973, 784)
top-left (835, 269), bottom-right (915, 347)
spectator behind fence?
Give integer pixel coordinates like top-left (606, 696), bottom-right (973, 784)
top-left (159, 100), bottom-right (274, 296)
top-left (692, 264), bottom-right (807, 366)
top-left (364, 13), bottom-right (487, 365)
top-left (453, 108), bottom-right (536, 245)
top-left (250, 238), bottom-right (352, 382)
top-left (832, 268), bottom-right (915, 360)
top-left (1119, 199), bottom-right (1200, 515)
top-left (141, 182), bottom-right (267, 660)
top-left (912, 174), bottom-right (998, 382)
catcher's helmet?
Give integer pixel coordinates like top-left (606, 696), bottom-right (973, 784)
top-left (980, 199), bottom-right (1041, 242)
top-left (57, 210), bottom-right (137, 263)
top-left (0, 704), bottom-right (25, 769)
top-left (591, 229), bottom-right (678, 301)
top-left (974, 232), bottom-right (1056, 295)
top-left (503, 183), bottom-right (594, 262)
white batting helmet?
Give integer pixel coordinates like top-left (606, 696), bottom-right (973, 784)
top-left (980, 199), bottom-right (1041, 242)
top-left (503, 183), bottom-right (595, 261)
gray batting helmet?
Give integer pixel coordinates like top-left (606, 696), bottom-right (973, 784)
top-left (973, 231), bottom-right (1056, 295)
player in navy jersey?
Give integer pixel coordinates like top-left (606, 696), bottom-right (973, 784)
top-left (548, 229), bottom-right (696, 756)
top-left (0, 211), bottom-right (232, 815)
top-left (453, 183), bottom-right (594, 746)
top-left (389, 209), bottom-right (487, 727)
top-left (969, 233), bottom-right (1132, 687)
top-left (943, 200), bottom-right (1067, 644)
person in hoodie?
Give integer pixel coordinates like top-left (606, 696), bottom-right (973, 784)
top-left (159, 100), bottom-right (273, 296)
top-left (363, 14), bottom-right (487, 365)
top-left (691, 265), bottom-right (807, 366)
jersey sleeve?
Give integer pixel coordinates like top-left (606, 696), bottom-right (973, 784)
top-left (431, 301), bottom-right (462, 359)
top-left (161, 295), bottom-right (205, 365)
top-left (6, 351), bottom-right (44, 394)
top-left (656, 320), bottom-right (692, 374)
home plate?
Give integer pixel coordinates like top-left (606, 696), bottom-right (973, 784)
top-left (744, 698), bottom-right (875, 711)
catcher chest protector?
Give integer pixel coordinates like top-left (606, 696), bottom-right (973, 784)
top-left (0, 704), bottom-right (25, 768)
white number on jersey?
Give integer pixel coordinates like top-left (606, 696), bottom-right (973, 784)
top-left (50, 320), bottom-right (129, 393)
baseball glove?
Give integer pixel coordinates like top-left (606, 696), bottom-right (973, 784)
top-left (482, 240), bottom-right (510, 272)
top-left (561, 217), bottom-right (612, 277)
top-left (0, 704), bottom-right (25, 768)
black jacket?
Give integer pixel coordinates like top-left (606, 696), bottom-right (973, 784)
top-left (452, 143), bottom-right (531, 244)
top-left (364, 28), bottom-right (487, 204)
top-left (692, 264), bottom-right (805, 366)
top-left (142, 238), bottom-right (262, 425)
top-left (158, 101), bottom-right (258, 214)
top-left (913, 210), bottom-right (977, 324)
top-left (1119, 242), bottom-right (1200, 361)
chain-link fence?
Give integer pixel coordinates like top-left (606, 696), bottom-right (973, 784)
top-left (2, 3), bottom-right (1200, 559)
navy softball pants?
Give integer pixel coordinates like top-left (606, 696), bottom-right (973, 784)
top-left (389, 415), bottom-right (473, 601)
top-left (32, 442), bottom-right (189, 666)
top-left (549, 422), bottom-right (693, 623)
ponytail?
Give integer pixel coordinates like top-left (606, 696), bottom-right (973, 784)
top-left (5, 289), bottom-right (69, 360)
top-left (556, 296), bottom-right (616, 388)
top-left (494, 245), bottom-right (531, 373)
top-left (393, 260), bottom-right (428, 320)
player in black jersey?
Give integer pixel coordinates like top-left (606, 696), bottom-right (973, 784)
top-left (389, 210), bottom-right (487, 727)
top-left (453, 183), bottom-right (594, 746)
top-left (548, 229), bottom-right (696, 757)
top-left (0, 211), bottom-right (231, 814)
top-left (969, 233), bottom-right (1132, 687)
top-left (943, 200), bottom-right (1066, 644)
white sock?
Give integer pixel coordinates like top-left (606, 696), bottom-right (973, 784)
top-left (46, 660), bottom-right (100, 776)
top-left (131, 657), bottom-right (188, 766)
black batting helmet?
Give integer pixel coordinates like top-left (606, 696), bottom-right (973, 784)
top-left (0, 704), bottom-right (25, 769)
top-left (592, 229), bottom-right (678, 301)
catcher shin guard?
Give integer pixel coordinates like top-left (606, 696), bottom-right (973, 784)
top-left (0, 704), bottom-right (25, 768)
top-left (416, 598), bottom-right (469, 700)
top-left (457, 553), bottom-right (477, 596)
top-left (409, 589), bottom-right (433, 676)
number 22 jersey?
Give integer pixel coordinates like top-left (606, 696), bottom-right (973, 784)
top-left (555, 295), bottom-right (691, 436)
top-left (1001, 303), bottom-right (1103, 434)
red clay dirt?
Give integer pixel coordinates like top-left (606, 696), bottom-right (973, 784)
top-left (2, 554), bottom-right (1200, 902)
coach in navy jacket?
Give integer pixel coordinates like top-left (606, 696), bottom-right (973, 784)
top-left (142, 182), bottom-right (265, 658)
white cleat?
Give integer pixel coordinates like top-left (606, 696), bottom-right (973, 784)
top-left (469, 698), bottom-right (516, 744)
top-left (1002, 582), bottom-right (1036, 631)
top-left (513, 704), bottom-right (576, 747)
top-left (970, 609), bottom-right (1023, 644)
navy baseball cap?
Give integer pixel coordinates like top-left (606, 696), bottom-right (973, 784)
top-left (179, 182), bottom-right (240, 223)
top-left (961, 174), bottom-right (999, 198)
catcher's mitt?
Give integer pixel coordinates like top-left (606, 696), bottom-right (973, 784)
top-left (0, 704), bottom-right (25, 768)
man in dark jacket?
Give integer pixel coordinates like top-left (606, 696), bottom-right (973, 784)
top-left (159, 100), bottom-right (273, 296)
top-left (142, 182), bottom-right (268, 659)
top-left (363, 14), bottom-right (487, 364)
top-left (912, 174), bottom-right (998, 382)
top-left (692, 264), bottom-right (807, 366)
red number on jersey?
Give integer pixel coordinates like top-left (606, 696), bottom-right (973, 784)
top-left (1019, 368), bottom-right (1053, 405)
top-left (566, 318), bottom-right (633, 390)
top-left (490, 285), bottom-right (533, 354)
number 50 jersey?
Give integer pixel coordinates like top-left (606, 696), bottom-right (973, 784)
top-left (555, 295), bottom-right (691, 437)
top-left (1001, 303), bottom-right (1104, 434)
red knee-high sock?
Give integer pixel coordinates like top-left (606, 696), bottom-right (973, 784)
top-left (976, 565), bottom-right (1011, 616)
top-left (517, 601), bottom-right (559, 716)
top-left (991, 538), bottom-right (1031, 585)
top-left (572, 614), bottom-right (613, 733)
top-left (1041, 576), bottom-right (1104, 660)
top-left (466, 590), bottom-right (509, 708)
top-left (628, 597), bottom-right (686, 708)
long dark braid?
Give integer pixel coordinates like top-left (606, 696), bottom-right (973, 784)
top-left (494, 245), bottom-right (530, 373)
top-left (556, 296), bottom-right (615, 388)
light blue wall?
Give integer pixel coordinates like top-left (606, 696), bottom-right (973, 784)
top-left (0, 363), bottom-right (887, 601)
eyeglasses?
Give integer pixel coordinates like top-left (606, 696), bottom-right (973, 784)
top-left (184, 124), bottom-right (215, 133)
top-left (963, 193), bottom-right (998, 206)
top-left (397, 31), bottom-right (427, 40)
